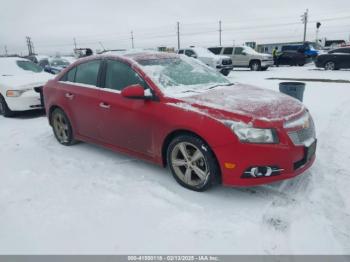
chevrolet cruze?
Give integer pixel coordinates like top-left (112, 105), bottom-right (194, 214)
top-left (43, 51), bottom-right (316, 191)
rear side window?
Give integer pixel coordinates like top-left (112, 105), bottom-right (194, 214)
top-left (234, 47), bottom-right (244, 55)
top-left (67, 67), bottom-right (77, 82)
top-left (208, 47), bottom-right (222, 55)
top-left (75, 60), bottom-right (101, 86)
top-left (105, 60), bottom-right (146, 91)
top-left (223, 47), bottom-right (233, 55)
top-left (178, 50), bottom-right (184, 54)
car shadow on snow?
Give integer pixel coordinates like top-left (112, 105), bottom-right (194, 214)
top-left (11, 109), bottom-right (46, 119)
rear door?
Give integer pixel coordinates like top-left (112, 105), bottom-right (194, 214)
top-left (222, 47), bottom-right (234, 63)
top-left (59, 59), bottom-right (102, 139)
top-left (98, 59), bottom-right (160, 157)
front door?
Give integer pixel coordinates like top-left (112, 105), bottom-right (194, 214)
top-left (98, 59), bottom-right (159, 157)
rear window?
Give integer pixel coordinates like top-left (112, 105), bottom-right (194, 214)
top-left (16, 60), bottom-right (43, 73)
top-left (208, 47), bottom-right (222, 55)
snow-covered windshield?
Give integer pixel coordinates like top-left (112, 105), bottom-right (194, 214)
top-left (16, 60), bottom-right (43, 73)
top-left (137, 55), bottom-right (230, 95)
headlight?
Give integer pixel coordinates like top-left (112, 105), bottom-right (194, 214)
top-left (223, 120), bottom-right (278, 144)
top-left (6, 89), bottom-right (31, 97)
top-left (284, 112), bottom-right (309, 129)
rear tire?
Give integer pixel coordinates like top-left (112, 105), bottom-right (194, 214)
top-left (167, 134), bottom-right (220, 192)
top-left (250, 61), bottom-right (261, 71)
top-left (51, 108), bottom-right (77, 146)
top-left (0, 94), bottom-right (15, 117)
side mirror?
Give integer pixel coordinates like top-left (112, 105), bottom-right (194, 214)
top-left (121, 84), bottom-right (151, 100)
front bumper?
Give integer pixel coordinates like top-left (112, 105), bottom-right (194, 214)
top-left (5, 90), bottom-right (43, 111)
top-left (261, 60), bottom-right (274, 68)
top-left (213, 139), bottom-right (316, 186)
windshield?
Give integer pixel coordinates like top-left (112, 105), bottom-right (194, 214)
top-left (16, 60), bottom-right (43, 73)
top-left (137, 55), bottom-right (230, 95)
top-left (51, 59), bottom-right (69, 67)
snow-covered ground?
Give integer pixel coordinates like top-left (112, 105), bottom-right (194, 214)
top-left (1, 65), bottom-right (350, 254)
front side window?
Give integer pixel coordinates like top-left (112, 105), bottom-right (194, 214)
top-left (75, 60), bottom-right (101, 86)
top-left (16, 60), bottom-right (43, 73)
top-left (223, 47), bottom-right (233, 55)
top-left (105, 60), bottom-right (146, 91)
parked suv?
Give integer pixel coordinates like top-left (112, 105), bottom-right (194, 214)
top-left (208, 46), bottom-right (273, 71)
top-left (177, 47), bottom-right (233, 76)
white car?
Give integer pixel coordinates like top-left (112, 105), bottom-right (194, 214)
top-left (177, 47), bottom-right (233, 76)
top-left (0, 57), bottom-right (53, 117)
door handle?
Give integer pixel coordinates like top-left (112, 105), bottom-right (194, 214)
top-left (65, 93), bottom-right (74, 100)
top-left (99, 102), bottom-right (111, 109)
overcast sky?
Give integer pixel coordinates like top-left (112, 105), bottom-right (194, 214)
top-left (1, 0), bottom-right (350, 55)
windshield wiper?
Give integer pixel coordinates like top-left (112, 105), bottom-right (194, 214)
top-left (208, 83), bottom-right (234, 90)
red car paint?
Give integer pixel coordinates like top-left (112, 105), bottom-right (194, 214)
top-left (44, 52), bottom-right (316, 186)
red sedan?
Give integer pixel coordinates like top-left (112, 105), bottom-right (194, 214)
top-left (43, 51), bottom-right (316, 191)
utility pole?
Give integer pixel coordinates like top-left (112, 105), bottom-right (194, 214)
top-left (26, 36), bottom-right (33, 56)
top-left (301, 9), bottom-right (309, 43)
top-left (4, 45), bottom-right (8, 56)
top-left (131, 31), bottom-right (134, 49)
top-left (177, 22), bottom-right (180, 50)
top-left (73, 38), bottom-right (77, 49)
top-left (219, 20), bottom-right (222, 46)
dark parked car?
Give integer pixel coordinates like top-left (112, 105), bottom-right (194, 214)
top-left (276, 51), bottom-right (307, 66)
top-left (315, 47), bottom-right (350, 70)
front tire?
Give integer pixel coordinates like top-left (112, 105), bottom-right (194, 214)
top-left (51, 108), bottom-right (77, 146)
top-left (250, 61), bottom-right (261, 71)
top-left (0, 95), bottom-right (15, 117)
top-left (167, 134), bottom-right (220, 192)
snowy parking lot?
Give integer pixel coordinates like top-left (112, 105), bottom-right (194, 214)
top-left (1, 65), bottom-right (350, 254)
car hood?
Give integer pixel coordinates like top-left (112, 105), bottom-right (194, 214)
top-left (172, 84), bottom-right (305, 122)
top-left (0, 72), bottom-right (53, 89)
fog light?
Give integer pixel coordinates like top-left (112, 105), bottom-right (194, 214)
top-left (242, 166), bottom-right (283, 178)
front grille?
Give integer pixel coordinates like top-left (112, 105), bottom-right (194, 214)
top-left (288, 117), bottom-right (316, 145)
top-left (222, 59), bottom-right (232, 65)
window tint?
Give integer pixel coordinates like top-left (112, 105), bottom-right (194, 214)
top-left (75, 60), bottom-right (101, 86)
top-left (223, 47), bottom-right (233, 55)
top-left (234, 47), bottom-right (244, 55)
top-left (105, 60), bottom-right (146, 91)
top-left (178, 50), bottom-right (184, 54)
top-left (208, 47), bottom-right (222, 55)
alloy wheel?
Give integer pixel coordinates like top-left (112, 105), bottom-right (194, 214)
top-left (53, 112), bottom-right (69, 143)
top-left (325, 61), bottom-right (335, 70)
top-left (170, 142), bottom-right (209, 187)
